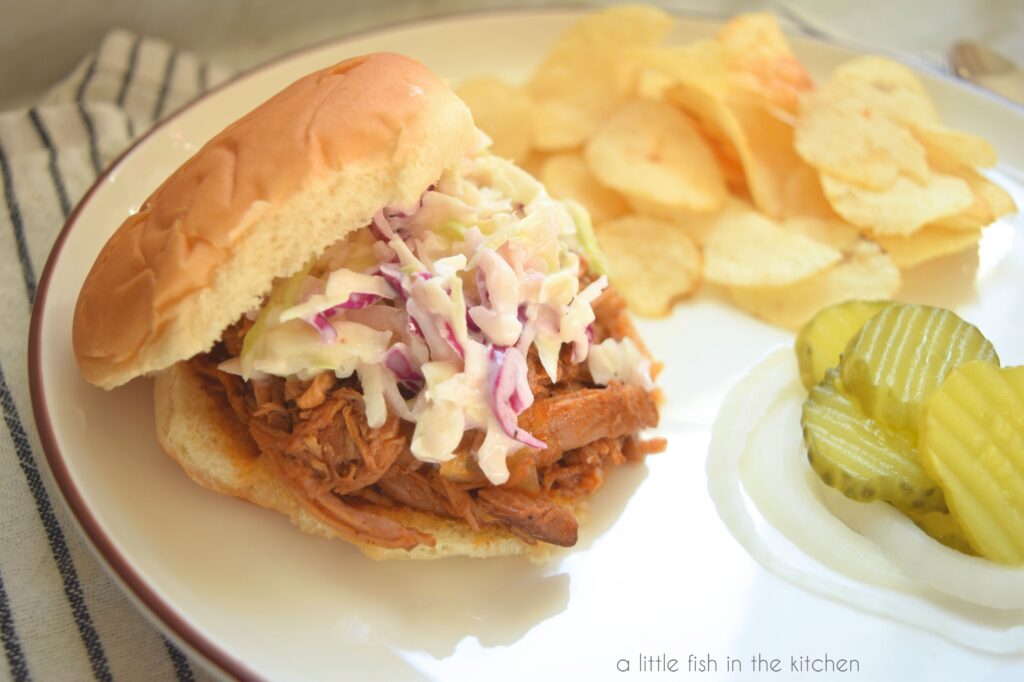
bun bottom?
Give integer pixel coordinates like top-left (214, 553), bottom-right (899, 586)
top-left (153, 362), bottom-right (580, 560)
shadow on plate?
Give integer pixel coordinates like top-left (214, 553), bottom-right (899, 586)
top-left (900, 245), bottom-right (980, 309)
top-left (324, 457), bottom-right (649, 658)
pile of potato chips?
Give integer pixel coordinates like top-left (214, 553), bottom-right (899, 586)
top-left (456, 6), bottom-right (1017, 328)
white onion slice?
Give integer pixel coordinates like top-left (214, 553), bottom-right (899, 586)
top-left (739, 397), bottom-right (919, 591)
top-left (707, 349), bottom-right (887, 597)
top-left (822, 484), bottom-right (1024, 610)
top-left (707, 348), bottom-right (1024, 654)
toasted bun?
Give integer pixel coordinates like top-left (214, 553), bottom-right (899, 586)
top-left (75, 53), bottom-right (479, 390)
top-left (154, 361), bottom-right (569, 560)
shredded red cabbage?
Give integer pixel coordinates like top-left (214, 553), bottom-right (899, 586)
top-left (301, 292), bottom-right (382, 342)
top-left (307, 313), bottom-right (337, 343)
top-left (489, 346), bottom-right (545, 450)
top-left (377, 263), bottom-right (406, 301)
top-left (322, 292), bottom-right (381, 316)
top-left (442, 322), bottom-right (464, 359)
top-left (476, 268), bottom-right (490, 308)
top-left (384, 344), bottom-right (424, 394)
top-left (466, 310), bottom-right (481, 333)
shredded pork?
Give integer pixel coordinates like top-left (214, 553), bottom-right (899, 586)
top-left (191, 288), bottom-right (664, 550)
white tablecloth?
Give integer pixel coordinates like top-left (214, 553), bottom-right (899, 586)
top-left (0, 31), bottom-right (229, 682)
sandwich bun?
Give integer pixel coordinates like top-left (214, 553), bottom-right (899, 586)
top-left (73, 53), bottom-right (479, 390)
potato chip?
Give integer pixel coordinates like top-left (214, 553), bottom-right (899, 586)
top-left (928, 149), bottom-right (1016, 230)
top-left (780, 163), bottom-right (837, 219)
top-left (795, 90), bottom-right (930, 189)
top-left (913, 125), bottom-right (997, 168)
top-left (820, 171), bottom-right (974, 236)
top-left (528, 5), bottom-right (672, 150)
top-left (453, 7), bottom-right (1014, 324)
top-left (519, 150), bottom-right (551, 179)
top-left (624, 41), bottom-right (728, 98)
top-left (539, 153), bottom-right (630, 224)
top-left (716, 13), bottom-right (814, 113)
top-left (529, 89), bottom-right (609, 152)
top-left (703, 202), bottom-right (842, 287)
top-left (729, 240), bottom-right (901, 329)
top-left (456, 77), bottom-right (533, 163)
top-left (868, 226), bottom-right (983, 268)
top-left (784, 216), bottom-right (861, 251)
top-left (625, 196), bottom-right (721, 245)
top-left (970, 174), bottom-right (1017, 222)
top-left (662, 85), bottom-right (745, 178)
top-left (585, 99), bottom-right (725, 212)
top-left (727, 99), bottom-right (804, 217)
top-left (629, 42), bottom-right (800, 217)
top-left (595, 215), bottom-right (701, 317)
top-left (829, 56), bottom-right (941, 127)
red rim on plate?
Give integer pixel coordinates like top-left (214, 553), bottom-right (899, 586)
top-left (24, 8), bottom-right (1019, 681)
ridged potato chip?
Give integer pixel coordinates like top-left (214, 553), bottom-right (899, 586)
top-left (626, 37), bottom-right (805, 218)
top-left (455, 8), bottom-right (1015, 325)
top-left (624, 41), bottom-right (728, 98)
top-left (868, 226), bottom-right (982, 268)
top-left (585, 99), bottom-right (725, 212)
top-left (920, 361), bottom-right (1024, 564)
top-left (703, 203), bottom-right (842, 287)
top-left (656, 66), bottom-right (803, 217)
top-left (728, 240), bottom-right (899, 330)
top-left (662, 84), bottom-right (748, 187)
top-left (716, 13), bottom-right (814, 113)
top-left (528, 5), bottom-right (672, 150)
top-left (726, 99), bottom-right (804, 218)
top-left (928, 149), bottom-right (1017, 231)
top-left (622, 43), bottom-right (754, 193)
top-left (456, 78), bottom-right (533, 163)
top-left (820, 170), bottom-right (974, 236)
top-left (784, 216), bottom-right (860, 251)
top-left (595, 215), bottom-right (701, 317)
top-left (781, 163), bottom-right (837, 219)
top-left (539, 153), bottom-right (630, 224)
top-left (828, 56), bottom-right (940, 128)
top-left (795, 89), bottom-right (929, 190)
top-left (625, 197), bottom-right (720, 245)
top-left (529, 91), bottom-right (609, 152)
top-left (826, 57), bottom-right (996, 169)
top-left (913, 125), bottom-right (997, 168)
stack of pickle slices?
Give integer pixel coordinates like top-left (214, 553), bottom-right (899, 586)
top-left (796, 301), bottom-right (1024, 564)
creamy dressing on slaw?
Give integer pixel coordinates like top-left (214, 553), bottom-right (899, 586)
top-left (223, 154), bottom-right (651, 484)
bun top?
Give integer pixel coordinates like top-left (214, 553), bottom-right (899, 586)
top-left (73, 53), bottom-right (479, 389)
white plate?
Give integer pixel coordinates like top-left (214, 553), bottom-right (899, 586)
top-left (29, 9), bottom-right (1024, 681)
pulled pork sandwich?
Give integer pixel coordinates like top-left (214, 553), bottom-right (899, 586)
top-left (73, 53), bottom-right (664, 559)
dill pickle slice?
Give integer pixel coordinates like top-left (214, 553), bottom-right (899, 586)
top-left (840, 303), bottom-right (999, 433)
top-left (906, 509), bottom-right (975, 556)
top-left (802, 370), bottom-right (945, 512)
top-left (795, 300), bottom-right (890, 390)
top-left (920, 361), bottom-right (1024, 564)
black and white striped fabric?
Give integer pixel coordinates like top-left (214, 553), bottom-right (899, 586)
top-left (1, 30), bottom-right (230, 682)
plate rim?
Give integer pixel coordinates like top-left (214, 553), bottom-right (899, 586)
top-left (25, 7), bottom-right (1024, 681)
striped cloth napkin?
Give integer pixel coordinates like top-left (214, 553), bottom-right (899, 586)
top-left (0, 30), bottom-right (230, 682)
